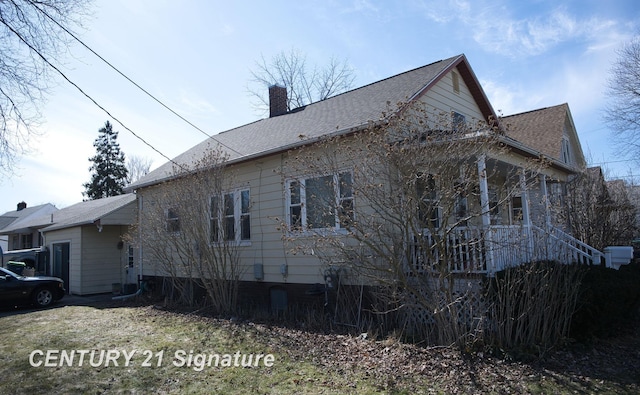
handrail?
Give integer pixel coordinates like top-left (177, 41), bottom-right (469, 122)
top-left (409, 224), bottom-right (604, 275)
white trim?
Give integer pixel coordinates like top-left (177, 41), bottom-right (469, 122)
top-left (210, 187), bottom-right (251, 247)
top-left (285, 170), bottom-right (354, 235)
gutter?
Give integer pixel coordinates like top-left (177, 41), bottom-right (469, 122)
top-left (126, 122), bottom-right (368, 191)
top-left (497, 135), bottom-right (581, 174)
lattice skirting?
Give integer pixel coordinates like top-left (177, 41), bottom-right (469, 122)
top-left (401, 277), bottom-right (488, 336)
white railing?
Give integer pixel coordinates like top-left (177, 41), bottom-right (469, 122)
top-left (410, 227), bottom-right (488, 274)
top-left (409, 225), bottom-right (604, 275)
top-left (529, 225), bottom-right (604, 266)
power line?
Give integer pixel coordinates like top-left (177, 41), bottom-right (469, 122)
top-left (0, 15), bottom-right (184, 170)
top-left (27, 0), bottom-right (244, 157)
top-left (590, 158), bottom-right (638, 166)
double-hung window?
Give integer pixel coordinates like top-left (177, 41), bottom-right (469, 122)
top-left (417, 173), bottom-right (441, 229)
top-left (210, 189), bottom-right (251, 244)
top-left (166, 207), bottom-right (180, 233)
top-left (452, 111), bottom-right (466, 133)
top-left (286, 171), bottom-right (354, 231)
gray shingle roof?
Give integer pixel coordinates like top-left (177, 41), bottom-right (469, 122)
top-left (42, 194), bottom-right (137, 232)
top-left (502, 103), bottom-right (570, 161)
top-left (0, 204), bottom-right (58, 234)
top-left (3, 194), bottom-right (137, 233)
top-left (130, 54), bottom-right (485, 190)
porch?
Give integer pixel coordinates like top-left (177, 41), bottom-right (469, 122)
top-left (409, 225), bottom-right (604, 275)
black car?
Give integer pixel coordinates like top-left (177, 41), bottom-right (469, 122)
top-left (0, 267), bottom-right (65, 308)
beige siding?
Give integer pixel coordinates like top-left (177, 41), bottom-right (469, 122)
top-left (137, 68), bottom-right (573, 287)
top-left (138, 153), bottom-right (327, 285)
top-left (420, 68), bottom-right (486, 124)
top-left (80, 225), bottom-right (126, 294)
top-left (101, 201), bottom-right (137, 225)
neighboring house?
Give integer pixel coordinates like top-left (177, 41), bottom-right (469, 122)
top-left (127, 54), bottom-right (611, 308)
top-left (39, 194), bottom-right (138, 295)
top-left (605, 179), bottom-right (637, 245)
top-left (0, 202), bottom-right (58, 255)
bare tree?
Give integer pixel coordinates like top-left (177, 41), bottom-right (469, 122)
top-left (126, 154), bottom-right (153, 185)
top-left (0, 0), bottom-right (90, 176)
top-left (128, 145), bottom-right (246, 313)
top-left (280, 101), bottom-right (580, 351)
top-left (248, 48), bottom-right (355, 114)
top-left (566, 167), bottom-right (637, 249)
top-left (605, 34), bottom-right (640, 160)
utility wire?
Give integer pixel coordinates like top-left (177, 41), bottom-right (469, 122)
top-left (27, 0), bottom-right (244, 157)
top-left (0, 16), bottom-right (186, 171)
top-left (591, 158), bottom-right (638, 165)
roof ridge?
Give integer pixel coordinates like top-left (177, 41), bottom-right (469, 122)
top-left (296, 55), bottom-right (462, 107)
top-left (503, 103), bottom-right (568, 118)
top-left (216, 56), bottom-right (462, 137)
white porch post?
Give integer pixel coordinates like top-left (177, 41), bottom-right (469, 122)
top-left (539, 174), bottom-right (551, 229)
top-left (477, 155), bottom-right (495, 273)
top-left (520, 170), bottom-right (534, 261)
top-left (539, 174), bottom-right (552, 261)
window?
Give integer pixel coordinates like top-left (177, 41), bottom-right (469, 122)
top-left (487, 187), bottom-right (501, 225)
top-left (452, 71), bottom-right (460, 93)
top-left (21, 234), bottom-right (33, 249)
top-left (128, 246), bottom-right (134, 268)
top-left (511, 196), bottom-right (523, 224)
top-left (454, 181), bottom-right (468, 224)
top-left (211, 189), bottom-right (251, 243)
top-left (561, 138), bottom-right (571, 164)
top-left (417, 173), bottom-right (440, 229)
top-left (452, 111), bottom-right (466, 133)
top-left (286, 172), bottom-right (353, 231)
top-left (166, 208), bottom-right (180, 233)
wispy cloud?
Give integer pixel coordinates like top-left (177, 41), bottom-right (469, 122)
top-left (176, 91), bottom-right (220, 121)
top-left (417, 0), bottom-right (625, 58)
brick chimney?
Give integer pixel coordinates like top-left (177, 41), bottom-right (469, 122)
top-left (17, 201), bottom-right (27, 211)
top-left (269, 84), bottom-right (288, 117)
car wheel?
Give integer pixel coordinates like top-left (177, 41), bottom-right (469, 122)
top-left (32, 288), bottom-right (54, 308)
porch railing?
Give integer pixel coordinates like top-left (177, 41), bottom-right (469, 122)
top-left (409, 225), bottom-right (604, 275)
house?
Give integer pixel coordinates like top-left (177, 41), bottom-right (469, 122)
top-left (39, 194), bottom-right (138, 295)
top-left (127, 54), bottom-right (611, 310)
top-left (0, 202), bottom-right (58, 264)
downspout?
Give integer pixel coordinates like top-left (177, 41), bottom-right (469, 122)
top-left (137, 195), bottom-right (143, 288)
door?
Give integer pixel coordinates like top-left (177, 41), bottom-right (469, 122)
top-left (52, 243), bottom-right (70, 294)
top-left (125, 245), bottom-right (137, 284)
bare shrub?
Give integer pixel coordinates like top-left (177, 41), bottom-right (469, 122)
top-left (129, 146), bottom-right (246, 314)
top-left (280, 100), bottom-right (553, 349)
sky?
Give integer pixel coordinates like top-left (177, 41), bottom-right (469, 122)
top-left (1, 0), bottom-right (639, 212)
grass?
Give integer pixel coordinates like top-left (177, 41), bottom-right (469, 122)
top-left (0, 305), bottom-right (389, 394)
top-left (0, 302), bottom-right (638, 394)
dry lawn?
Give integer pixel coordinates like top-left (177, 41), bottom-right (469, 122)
top-left (0, 300), bottom-right (638, 394)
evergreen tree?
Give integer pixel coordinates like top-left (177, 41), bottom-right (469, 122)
top-left (83, 121), bottom-right (128, 200)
